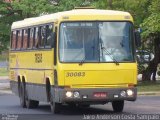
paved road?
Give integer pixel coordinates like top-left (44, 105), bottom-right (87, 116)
top-left (0, 91), bottom-right (160, 120)
top-left (0, 79), bottom-right (10, 91)
top-left (0, 62), bottom-right (8, 68)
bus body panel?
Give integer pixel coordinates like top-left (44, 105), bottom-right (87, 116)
top-left (57, 63), bottom-right (137, 88)
top-left (9, 9), bottom-right (137, 106)
top-left (10, 50), bottom-right (54, 85)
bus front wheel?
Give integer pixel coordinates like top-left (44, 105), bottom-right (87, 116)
top-left (112, 100), bottom-right (124, 112)
top-left (78, 104), bottom-right (90, 108)
top-left (50, 93), bottom-right (61, 114)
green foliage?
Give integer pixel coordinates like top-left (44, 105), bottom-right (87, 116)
top-left (0, 54), bottom-right (8, 61)
top-left (0, 0), bottom-right (56, 52)
top-left (138, 63), bottom-right (146, 74)
top-left (141, 0), bottom-right (160, 37)
top-left (0, 0), bottom-right (87, 53)
top-left (56, 0), bottom-right (86, 11)
top-left (0, 0), bottom-right (159, 53)
top-left (91, 0), bottom-right (108, 9)
top-left (137, 81), bottom-right (160, 92)
top-left (11, 0), bottom-right (56, 18)
top-left (91, 0), bottom-right (151, 27)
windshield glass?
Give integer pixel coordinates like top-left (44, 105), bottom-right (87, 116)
top-left (59, 22), bottom-right (134, 63)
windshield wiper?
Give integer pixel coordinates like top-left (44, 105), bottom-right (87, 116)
top-left (79, 57), bottom-right (85, 66)
top-left (101, 46), bottom-right (119, 65)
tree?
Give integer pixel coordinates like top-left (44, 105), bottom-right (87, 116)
top-left (55, 0), bottom-right (86, 11)
top-left (91, 0), bottom-right (151, 27)
top-left (141, 0), bottom-right (160, 81)
top-left (0, 0), bottom-right (15, 53)
top-left (0, 0), bottom-right (86, 53)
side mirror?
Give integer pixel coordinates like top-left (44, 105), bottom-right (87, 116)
top-left (135, 31), bottom-right (141, 47)
top-left (51, 32), bottom-right (57, 48)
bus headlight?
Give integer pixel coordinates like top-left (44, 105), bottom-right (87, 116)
top-left (66, 91), bottom-right (73, 98)
top-left (120, 91), bottom-right (126, 97)
top-left (127, 89), bottom-right (134, 96)
top-left (73, 91), bottom-right (80, 98)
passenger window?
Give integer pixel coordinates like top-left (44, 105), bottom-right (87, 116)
top-left (21, 30), bottom-right (24, 49)
top-left (10, 31), bottom-right (13, 49)
top-left (11, 31), bottom-right (16, 49)
top-left (29, 28), bottom-right (34, 48)
top-left (17, 30), bottom-right (22, 49)
top-left (39, 26), bottom-right (46, 48)
top-left (27, 28), bottom-right (30, 48)
top-left (45, 24), bottom-right (53, 47)
top-left (33, 27), bottom-right (36, 47)
top-left (23, 29), bottom-right (28, 49)
top-left (34, 27), bottom-right (39, 48)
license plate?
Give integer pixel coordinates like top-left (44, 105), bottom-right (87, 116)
top-left (93, 92), bottom-right (107, 98)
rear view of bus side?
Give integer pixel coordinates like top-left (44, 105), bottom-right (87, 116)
top-left (9, 8), bottom-right (141, 114)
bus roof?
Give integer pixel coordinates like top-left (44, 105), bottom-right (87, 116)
top-left (11, 9), bottom-right (133, 29)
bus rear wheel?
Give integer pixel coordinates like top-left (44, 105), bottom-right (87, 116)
top-left (50, 93), bottom-right (61, 114)
top-left (112, 100), bottom-right (124, 112)
top-left (26, 99), bottom-right (39, 109)
top-left (25, 89), bottom-right (39, 109)
top-left (19, 82), bottom-right (26, 108)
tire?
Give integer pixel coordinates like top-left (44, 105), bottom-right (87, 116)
top-left (112, 100), bottom-right (124, 112)
top-left (78, 104), bottom-right (90, 108)
top-left (81, 104), bottom-right (90, 108)
top-left (50, 93), bottom-right (61, 114)
top-left (68, 103), bottom-right (77, 108)
top-left (19, 82), bottom-right (26, 108)
top-left (26, 99), bottom-right (39, 109)
top-left (25, 87), bottom-right (39, 109)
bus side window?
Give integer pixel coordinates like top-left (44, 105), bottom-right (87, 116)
top-left (27, 28), bottom-right (30, 48)
top-left (33, 27), bottom-right (36, 48)
top-left (45, 24), bottom-right (53, 48)
top-left (10, 31), bottom-right (13, 49)
top-left (29, 28), bottom-right (34, 49)
top-left (21, 30), bottom-right (24, 49)
top-left (15, 30), bottom-right (18, 49)
top-left (11, 31), bottom-right (16, 50)
top-left (23, 29), bottom-right (28, 49)
top-left (34, 27), bottom-right (39, 48)
top-left (17, 30), bottom-right (22, 50)
top-left (39, 26), bottom-right (46, 48)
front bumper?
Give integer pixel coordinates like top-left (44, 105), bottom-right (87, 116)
top-left (55, 87), bottom-right (137, 103)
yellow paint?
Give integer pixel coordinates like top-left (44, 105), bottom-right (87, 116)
top-left (9, 50), bottom-right (54, 85)
top-left (57, 63), bottom-right (137, 88)
top-left (10, 9), bottom-right (137, 89)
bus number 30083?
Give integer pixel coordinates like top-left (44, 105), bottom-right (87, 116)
top-left (66, 72), bottom-right (85, 77)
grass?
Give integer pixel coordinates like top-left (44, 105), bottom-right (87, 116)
top-left (0, 55), bottom-right (8, 62)
top-left (0, 53), bottom-right (9, 76)
top-left (137, 81), bottom-right (160, 92)
top-left (0, 68), bottom-right (8, 76)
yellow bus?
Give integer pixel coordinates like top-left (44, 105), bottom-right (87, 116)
top-left (9, 8), bottom-right (141, 114)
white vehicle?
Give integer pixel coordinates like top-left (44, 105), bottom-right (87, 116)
top-left (136, 50), bottom-right (154, 62)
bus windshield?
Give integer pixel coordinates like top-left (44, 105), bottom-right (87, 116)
top-left (59, 22), bottom-right (134, 63)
